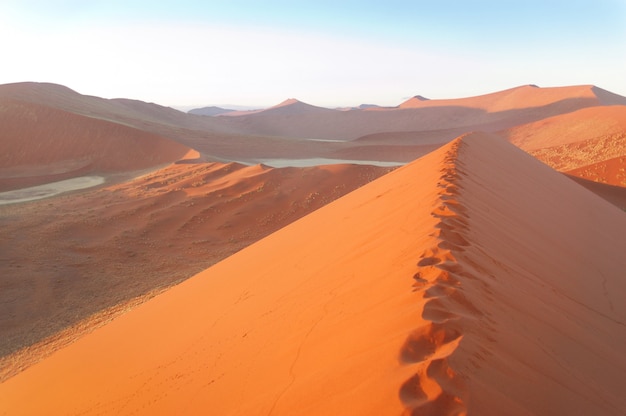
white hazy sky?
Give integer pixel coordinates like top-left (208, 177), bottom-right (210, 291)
top-left (1, 0), bottom-right (625, 109)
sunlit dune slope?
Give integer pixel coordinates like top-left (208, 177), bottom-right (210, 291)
top-left (505, 105), bottom-right (626, 151)
top-left (504, 105), bottom-right (626, 186)
top-left (0, 160), bottom-right (391, 381)
top-left (566, 156), bottom-right (626, 187)
top-left (0, 99), bottom-right (191, 190)
top-left (201, 85), bottom-right (626, 143)
top-left (400, 84), bottom-right (626, 111)
top-left (2, 133), bottom-right (625, 415)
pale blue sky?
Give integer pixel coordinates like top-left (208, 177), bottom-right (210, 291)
top-left (1, 1), bottom-right (625, 108)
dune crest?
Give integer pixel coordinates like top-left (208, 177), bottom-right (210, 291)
top-left (399, 139), bottom-right (469, 414)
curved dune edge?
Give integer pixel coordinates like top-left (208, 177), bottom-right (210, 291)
top-left (1, 134), bottom-right (626, 415)
top-left (565, 155), bottom-right (626, 187)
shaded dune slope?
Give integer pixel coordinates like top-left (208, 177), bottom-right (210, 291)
top-left (1, 133), bottom-right (625, 415)
top-left (0, 82), bottom-right (224, 134)
top-left (567, 175), bottom-right (626, 210)
top-left (0, 99), bottom-right (191, 190)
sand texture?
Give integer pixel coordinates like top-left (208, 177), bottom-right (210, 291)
top-left (1, 133), bottom-right (625, 415)
top-left (0, 159), bottom-right (391, 381)
top-left (503, 105), bottom-right (626, 186)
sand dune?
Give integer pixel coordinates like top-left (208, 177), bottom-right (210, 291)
top-left (399, 84), bottom-right (626, 111)
top-left (566, 156), bottom-right (626, 187)
top-left (211, 85), bottom-right (626, 149)
top-left (0, 98), bottom-right (191, 190)
top-left (3, 82), bottom-right (625, 167)
top-left (505, 105), bottom-right (626, 151)
top-left (567, 175), bottom-right (626, 210)
top-left (0, 159), bottom-right (391, 381)
top-left (503, 105), bottom-right (626, 186)
top-left (0, 82), bottom-right (224, 133)
top-left (2, 133), bottom-right (624, 415)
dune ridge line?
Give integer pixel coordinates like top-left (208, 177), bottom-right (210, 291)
top-left (399, 138), bottom-right (471, 415)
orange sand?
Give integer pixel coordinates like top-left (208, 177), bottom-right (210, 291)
top-left (503, 106), bottom-right (626, 186)
top-left (1, 133), bottom-right (625, 415)
top-left (399, 84), bottom-right (626, 111)
top-left (0, 159), bottom-right (391, 380)
top-left (566, 156), bottom-right (626, 187)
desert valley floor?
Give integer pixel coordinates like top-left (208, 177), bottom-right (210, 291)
top-left (1, 82), bottom-right (626, 415)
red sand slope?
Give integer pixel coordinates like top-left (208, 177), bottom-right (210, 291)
top-left (566, 155), bottom-right (626, 187)
top-left (505, 105), bottom-right (626, 151)
top-left (1, 133), bottom-right (625, 415)
top-left (0, 160), bottom-right (391, 381)
top-left (502, 106), bottom-right (626, 187)
top-left (0, 99), bottom-right (191, 190)
top-left (399, 84), bottom-right (626, 111)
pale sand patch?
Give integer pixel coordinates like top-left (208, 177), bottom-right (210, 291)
top-left (249, 157), bottom-right (404, 168)
top-left (0, 176), bottom-right (105, 205)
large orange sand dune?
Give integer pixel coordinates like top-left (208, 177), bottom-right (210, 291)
top-left (1, 133), bottom-right (625, 415)
top-left (0, 159), bottom-right (391, 381)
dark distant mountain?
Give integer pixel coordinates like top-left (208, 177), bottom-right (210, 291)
top-left (188, 106), bottom-right (235, 116)
top-left (336, 104), bottom-right (383, 111)
top-left (357, 104), bottom-right (381, 109)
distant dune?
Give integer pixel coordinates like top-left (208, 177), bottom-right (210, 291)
top-left (504, 106), bottom-right (626, 185)
top-left (399, 84), bottom-right (626, 111)
top-left (188, 106), bottom-right (234, 116)
top-left (0, 98), bottom-right (191, 190)
top-left (1, 133), bottom-right (625, 415)
top-left (210, 85), bottom-right (626, 146)
top-left (3, 82), bottom-right (625, 176)
top-left (505, 105), bottom-right (626, 151)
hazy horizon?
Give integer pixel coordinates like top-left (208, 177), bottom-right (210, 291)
top-left (2, 1), bottom-right (625, 108)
